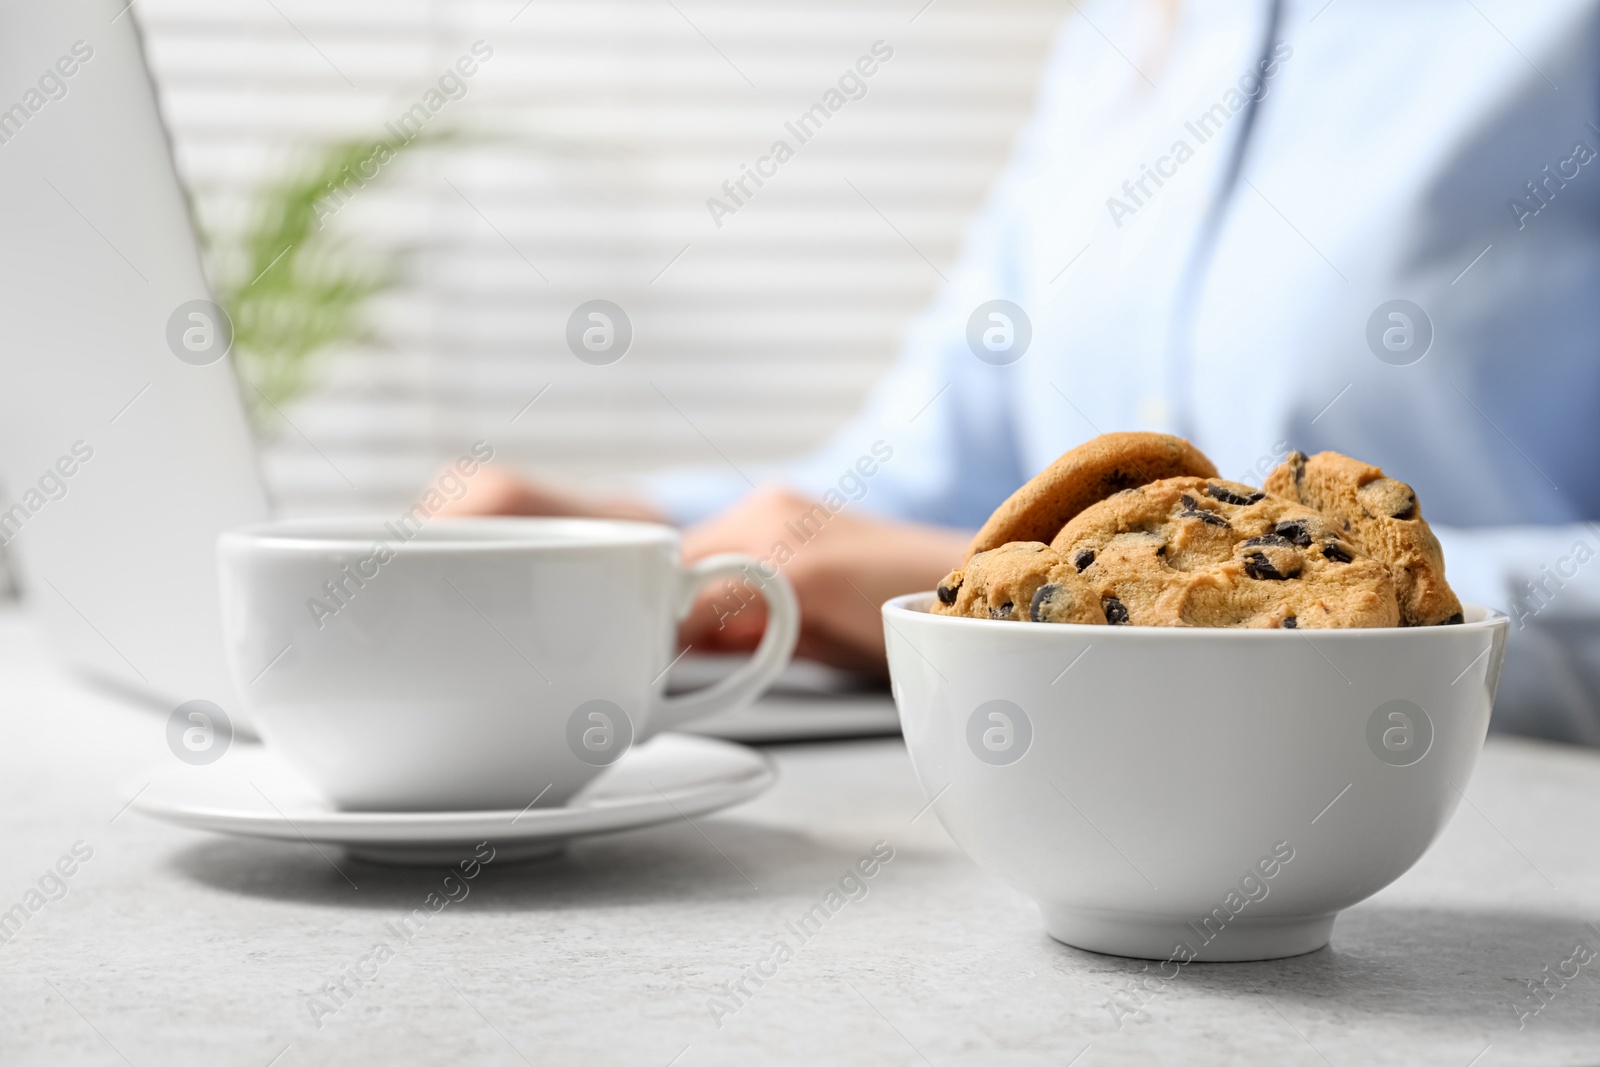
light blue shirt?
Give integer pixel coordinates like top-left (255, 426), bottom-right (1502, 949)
top-left (647, 0), bottom-right (1600, 742)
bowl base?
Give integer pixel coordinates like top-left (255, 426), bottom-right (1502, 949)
top-left (1042, 907), bottom-right (1336, 962)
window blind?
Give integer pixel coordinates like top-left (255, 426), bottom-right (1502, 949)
top-left (136, 0), bottom-right (1065, 515)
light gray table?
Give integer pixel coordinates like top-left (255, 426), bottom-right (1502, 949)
top-left (1, 604), bottom-right (1599, 1066)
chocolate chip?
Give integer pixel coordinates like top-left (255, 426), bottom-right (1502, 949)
top-left (990, 602), bottom-right (1014, 620)
top-left (1441, 612), bottom-right (1464, 625)
top-left (1322, 542), bottom-right (1354, 563)
top-left (1288, 451), bottom-right (1307, 486)
top-left (1243, 551), bottom-right (1298, 581)
top-left (1029, 584), bottom-right (1058, 622)
top-left (1244, 534), bottom-right (1294, 548)
top-left (936, 580), bottom-right (960, 605)
top-left (1103, 469), bottom-right (1137, 491)
top-left (1271, 520), bottom-right (1313, 547)
top-left (1282, 615), bottom-right (1298, 629)
top-left (1073, 549), bottom-right (1095, 572)
top-left (1179, 494), bottom-right (1231, 528)
top-left (1102, 595), bottom-right (1129, 625)
top-left (1207, 483), bottom-right (1265, 506)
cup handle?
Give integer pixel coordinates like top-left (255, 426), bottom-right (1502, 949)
top-left (647, 553), bottom-right (800, 735)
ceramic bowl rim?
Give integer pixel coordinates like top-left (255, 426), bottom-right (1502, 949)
top-left (882, 592), bottom-right (1507, 640)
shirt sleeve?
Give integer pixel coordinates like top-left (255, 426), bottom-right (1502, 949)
top-left (1434, 524), bottom-right (1600, 745)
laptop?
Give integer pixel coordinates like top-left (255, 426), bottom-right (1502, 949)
top-left (0, 0), bottom-right (899, 741)
top-left (0, 0), bottom-right (269, 720)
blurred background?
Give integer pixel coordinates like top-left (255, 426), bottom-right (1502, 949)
top-left (129, 0), bottom-right (1064, 518)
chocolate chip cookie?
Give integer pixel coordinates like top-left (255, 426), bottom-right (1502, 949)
top-left (932, 541), bottom-right (1107, 624)
top-left (1047, 477), bottom-right (1400, 628)
top-left (965, 432), bottom-right (1218, 562)
top-left (1264, 451), bottom-right (1462, 626)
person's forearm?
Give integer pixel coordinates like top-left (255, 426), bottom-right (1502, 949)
top-left (436, 465), bottom-right (668, 524)
top-left (1435, 523), bottom-right (1600, 624)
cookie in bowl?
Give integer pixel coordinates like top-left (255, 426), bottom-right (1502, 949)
top-left (1265, 451), bottom-right (1463, 626)
top-left (934, 432), bottom-right (1457, 630)
top-left (964, 431), bottom-right (1217, 561)
top-left (1049, 477), bottom-right (1400, 629)
top-left (931, 541), bottom-right (1106, 624)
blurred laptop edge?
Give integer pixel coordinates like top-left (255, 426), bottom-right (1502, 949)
top-left (0, 0), bottom-right (270, 719)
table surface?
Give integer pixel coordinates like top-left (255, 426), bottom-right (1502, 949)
top-left (1, 606), bottom-right (1599, 1066)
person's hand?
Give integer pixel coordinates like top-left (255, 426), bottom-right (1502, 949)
top-left (428, 467), bottom-right (970, 672)
top-left (433, 464), bottom-right (666, 523)
top-left (679, 486), bottom-right (971, 673)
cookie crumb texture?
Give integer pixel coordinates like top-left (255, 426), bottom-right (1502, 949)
top-left (932, 542), bottom-right (1106, 624)
top-left (1264, 451), bottom-right (1463, 626)
top-left (1050, 477), bottom-right (1399, 628)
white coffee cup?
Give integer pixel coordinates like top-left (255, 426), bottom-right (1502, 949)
top-left (217, 517), bottom-right (798, 811)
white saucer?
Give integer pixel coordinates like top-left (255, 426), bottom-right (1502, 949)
top-left (132, 733), bottom-right (775, 865)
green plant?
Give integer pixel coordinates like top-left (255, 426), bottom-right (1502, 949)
top-left (214, 123), bottom-right (602, 432)
top-left (216, 136), bottom-right (413, 431)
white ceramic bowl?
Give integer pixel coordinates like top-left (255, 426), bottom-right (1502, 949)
top-left (883, 594), bottom-right (1508, 961)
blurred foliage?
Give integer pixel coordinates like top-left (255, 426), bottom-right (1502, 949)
top-left (215, 135), bottom-right (418, 433)
top-left (212, 123), bottom-right (606, 434)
